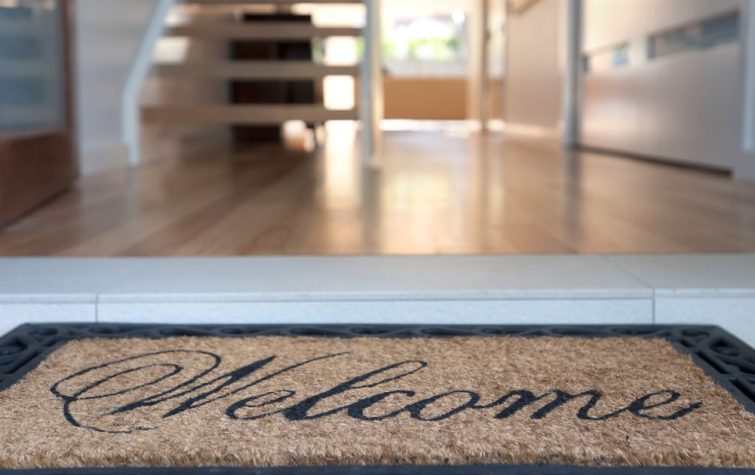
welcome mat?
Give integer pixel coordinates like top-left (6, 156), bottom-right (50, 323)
top-left (0, 325), bottom-right (754, 473)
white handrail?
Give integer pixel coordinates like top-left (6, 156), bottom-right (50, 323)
top-left (360, 0), bottom-right (382, 165)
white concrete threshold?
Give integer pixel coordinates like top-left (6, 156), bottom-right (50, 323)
top-left (0, 255), bottom-right (753, 347)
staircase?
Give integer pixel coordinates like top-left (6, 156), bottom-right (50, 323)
top-left (142, 0), bottom-right (367, 132)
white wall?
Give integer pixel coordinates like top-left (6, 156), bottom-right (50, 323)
top-left (503, 0), bottom-right (562, 132)
top-left (739, 1), bottom-right (755, 181)
top-left (580, 0), bottom-right (743, 170)
top-left (582, 0), bottom-right (740, 52)
top-left (75, 0), bottom-right (161, 175)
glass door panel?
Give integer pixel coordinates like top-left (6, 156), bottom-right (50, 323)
top-left (0, 0), bottom-right (65, 132)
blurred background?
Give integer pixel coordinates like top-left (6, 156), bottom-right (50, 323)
top-left (1, 0), bottom-right (755, 256)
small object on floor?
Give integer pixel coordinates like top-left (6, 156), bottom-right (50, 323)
top-left (0, 325), bottom-right (753, 473)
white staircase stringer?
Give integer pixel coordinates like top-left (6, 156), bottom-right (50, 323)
top-left (122, 0), bottom-right (176, 166)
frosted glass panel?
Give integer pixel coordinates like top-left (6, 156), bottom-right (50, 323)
top-left (0, 1), bottom-right (65, 132)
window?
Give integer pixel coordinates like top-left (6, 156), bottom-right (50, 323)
top-left (649, 12), bottom-right (740, 60)
top-left (382, 2), bottom-right (470, 77)
top-left (583, 43), bottom-right (630, 73)
top-left (0, 1), bottom-right (65, 131)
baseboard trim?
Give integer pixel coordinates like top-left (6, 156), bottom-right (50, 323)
top-left (579, 145), bottom-right (731, 175)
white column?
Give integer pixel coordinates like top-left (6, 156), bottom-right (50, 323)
top-left (735, 0), bottom-right (755, 181)
top-left (561, 0), bottom-right (581, 147)
top-left (468, 0), bottom-right (490, 130)
top-left (360, 0), bottom-right (383, 165)
top-left (742, 0), bottom-right (755, 154)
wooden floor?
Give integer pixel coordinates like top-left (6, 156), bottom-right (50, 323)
top-left (3, 128), bottom-right (755, 256)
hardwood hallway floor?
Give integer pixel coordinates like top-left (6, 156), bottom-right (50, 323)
top-left (2, 127), bottom-right (755, 256)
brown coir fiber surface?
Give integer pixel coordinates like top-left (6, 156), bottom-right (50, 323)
top-left (0, 336), bottom-right (754, 469)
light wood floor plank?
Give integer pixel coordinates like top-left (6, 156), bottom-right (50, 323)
top-left (2, 131), bottom-right (755, 256)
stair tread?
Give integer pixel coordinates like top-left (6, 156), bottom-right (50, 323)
top-left (168, 22), bottom-right (362, 39)
top-left (143, 104), bottom-right (358, 124)
top-left (183, 0), bottom-right (363, 4)
top-left (155, 61), bottom-right (360, 79)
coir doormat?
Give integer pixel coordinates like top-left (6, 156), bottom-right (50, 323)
top-left (0, 325), bottom-right (754, 473)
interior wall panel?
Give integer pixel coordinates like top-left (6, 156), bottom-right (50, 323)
top-left (504, 0), bottom-right (562, 131)
top-left (582, 0), bottom-right (739, 51)
top-left (582, 45), bottom-right (741, 169)
top-left (580, 0), bottom-right (743, 170)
